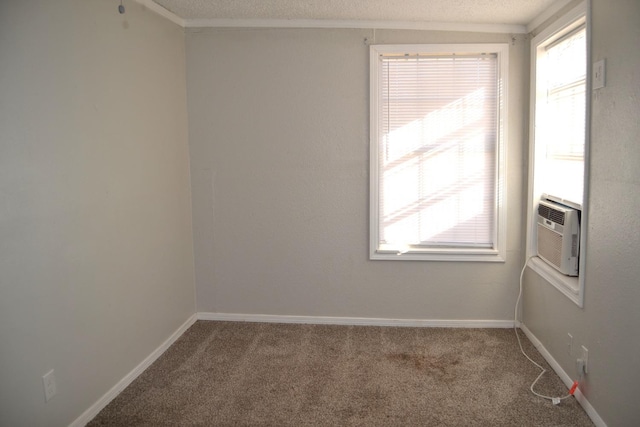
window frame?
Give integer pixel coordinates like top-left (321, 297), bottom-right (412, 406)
top-left (369, 43), bottom-right (509, 262)
top-left (526, 1), bottom-right (590, 307)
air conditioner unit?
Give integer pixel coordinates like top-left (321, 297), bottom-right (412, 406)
top-left (537, 199), bottom-right (580, 276)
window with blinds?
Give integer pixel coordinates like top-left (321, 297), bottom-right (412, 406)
top-left (370, 44), bottom-right (508, 261)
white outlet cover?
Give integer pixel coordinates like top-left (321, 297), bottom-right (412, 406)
top-left (581, 345), bottom-right (589, 374)
top-left (43, 369), bottom-right (57, 402)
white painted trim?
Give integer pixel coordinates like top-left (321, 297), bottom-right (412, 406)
top-left (520, 324), bottom-right (607, 427)
top-left (531, 2), bottom-right (587, 46)
top-left (197, 312), bottom-right (514, 328)
top-left (184, 18), bottom-right (526, 34)
top-left (134, 0), bottom-right (185, 27)
top-left (526, 0), bottom-right (573, 33)
top-left (527, 257), bottom-right (582, 305)
top-left (69, 314), bottom-right (198, 427)
top-left (525, 1), bottom-right (588, 308)
top-left (368, 43), bottom-right (509, 263)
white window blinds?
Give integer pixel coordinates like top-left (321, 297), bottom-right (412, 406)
top-left (376, 53), bottom-right (499, 249)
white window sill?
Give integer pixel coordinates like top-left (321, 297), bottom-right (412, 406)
top-left (371, 247), bottom-right (505, 262)
top-left (527, 256), bottom-right (583, 307)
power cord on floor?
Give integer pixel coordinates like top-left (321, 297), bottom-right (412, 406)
top-left (514, 257), bottom-right (578, 405)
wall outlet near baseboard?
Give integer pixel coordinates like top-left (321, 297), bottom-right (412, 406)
top-left (581, 346), bottom-right (589, 374)
top-left (43, 369), bottom-right (57, 402)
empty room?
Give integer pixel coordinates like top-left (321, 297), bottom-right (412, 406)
top-left (1, 0), bottom-right (638, 426)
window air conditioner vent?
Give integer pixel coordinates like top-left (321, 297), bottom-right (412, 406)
top-left (536, 199), bottom-right (580, 276)
top-left (538, 203), bottom-right (565, 225)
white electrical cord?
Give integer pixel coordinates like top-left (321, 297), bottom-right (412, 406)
top-left (514, 257), bottom-right (574, 404)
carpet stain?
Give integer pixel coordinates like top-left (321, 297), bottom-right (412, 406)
top-left (386, 352), bottom-right (460, 380)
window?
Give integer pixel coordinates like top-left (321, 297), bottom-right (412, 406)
top-left (527, 2), bottom-right (589, 306)
top-left (370, 44), bottom-right (508, 261)
top-left (534, 23), bottom-right (586, 205)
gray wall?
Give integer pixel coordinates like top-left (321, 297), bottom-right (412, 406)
top-left (4, 1), bottom-right (635, 425)
top-left (522, 0), bottom-right (640, 425)
top-left (186, 28), bottom-right (528, 321)
top-left (0, 1), bottom-right (195, 426)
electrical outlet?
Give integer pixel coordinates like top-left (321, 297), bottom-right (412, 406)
top-left (42, 370), bottom-right (57, 402)
top-left (566, 333), bottom-right (573, 355)
top-left (581, 346), bottom-right (589, 374)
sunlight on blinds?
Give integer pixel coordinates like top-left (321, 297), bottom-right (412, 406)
top-left (378, 54), bottom-right (498, 248)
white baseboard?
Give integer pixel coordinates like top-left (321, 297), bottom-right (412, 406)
top-left (69, 313), bottom-right (198, 427)
top-left (520, 324), bottom-right (607, 427)
top-left (197, 312), bottom-right (514, 328)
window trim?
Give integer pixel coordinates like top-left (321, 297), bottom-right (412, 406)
top-left (526, 1), bottom-right (590, 307)
top-left (369, 43), bottom-right (509, 262)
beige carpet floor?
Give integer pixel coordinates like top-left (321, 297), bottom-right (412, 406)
top-left (88, 321), bottom-right (593, 426)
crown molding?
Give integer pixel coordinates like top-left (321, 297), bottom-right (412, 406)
top-left (140, 0), bottom-right (556, 35)
top-left (183, 18), bottom-right (526, 33)
top-left (137, 0), bottom-right (528, 34)
top-left (526, 0), bottom-right (573, 33)
top-left (134, 0), bottom-right (185, 27)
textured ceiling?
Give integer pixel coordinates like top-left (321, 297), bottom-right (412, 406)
top-left (151, 0), bottom-right (560, 25)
